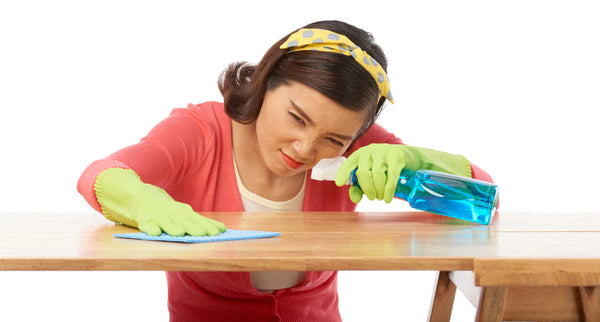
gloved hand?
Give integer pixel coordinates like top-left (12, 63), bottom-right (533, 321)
top-left (94, 167), bottom-right (226, 236)
top-left (335, 143), bottom-right (472, 204)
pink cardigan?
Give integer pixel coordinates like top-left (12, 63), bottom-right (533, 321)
top-left (78, 101), bottom-right (493, 321)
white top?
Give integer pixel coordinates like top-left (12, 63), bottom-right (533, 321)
top-left (233, 157), bottom-right (306, 212)
top-left (233, 156), bottom-right (307, 292)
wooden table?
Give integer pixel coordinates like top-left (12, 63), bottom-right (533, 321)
top-left (1, 211), bottom-right (599, 321)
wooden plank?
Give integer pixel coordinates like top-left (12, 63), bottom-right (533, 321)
top-left (578, 286), bottom-right (600, 322)
top-left (428, 271), bottom-right (456, 322)
top-left (475, 286), bottom-right (507, 322)
top-left (444, 272), bottom-right (584, 320)
top-left (475, 258), bottom-right (600, 287)
top-left (503, 286), bottom-right (582, 321)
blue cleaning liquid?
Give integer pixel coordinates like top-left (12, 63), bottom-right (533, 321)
top-left (350, 169), bottom-right (499, 224)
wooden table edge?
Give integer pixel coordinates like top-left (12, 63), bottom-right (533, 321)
top-left (0, 257), bottom-right (474, 271)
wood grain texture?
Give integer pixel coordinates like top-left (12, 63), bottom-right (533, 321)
top-left (475, 286), bottom-right (507, 322)
top-left (474, 258), bottom-right (600, 287)
top-left (428, 271), bottom-right (457, 322)
top-left (578, 286), bottom-right (600, 322)
top-left (1, 212), bottom-right (600, 271)
top-left (503, 286), bottom-right (582, 321)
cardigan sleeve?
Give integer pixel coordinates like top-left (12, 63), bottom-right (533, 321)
top-left (77, 102), bottom-right (221, 213)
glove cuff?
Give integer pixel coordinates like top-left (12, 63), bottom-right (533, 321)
top-left (431, 152), bottom-right (472, 178)
top-left (404, 145), bottom-right (473, 178)
top-left (94, 167), bottom-right (141, 228)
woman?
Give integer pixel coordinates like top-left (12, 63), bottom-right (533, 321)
top-left (78, 20), bottom-right (493, 321)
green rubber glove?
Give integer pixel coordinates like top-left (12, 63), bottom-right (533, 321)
top-left (335, 143), bottom-right (472, 204)
top-left (94, 167), bottom-right (226, 236)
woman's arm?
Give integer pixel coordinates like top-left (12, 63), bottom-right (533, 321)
top-left (77, 104), bottom-right (226, 235)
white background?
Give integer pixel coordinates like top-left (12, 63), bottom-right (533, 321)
top-left (1, 0), bottom-right (599, 321)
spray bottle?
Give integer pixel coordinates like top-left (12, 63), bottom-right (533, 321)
top-left (311, 157), bottom-right (499, 224)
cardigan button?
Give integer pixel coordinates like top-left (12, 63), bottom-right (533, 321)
top-left (304, 281), bottom-right (312, 287)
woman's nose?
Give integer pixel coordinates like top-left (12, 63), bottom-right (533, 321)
top-left (292, 138), bottom-right (315, 159)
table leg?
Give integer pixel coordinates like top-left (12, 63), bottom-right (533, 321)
top-left (475, 286), bottom-right (507, 322)
top-left (428, 271), bottom-right (457, 322)
top-left (578, 286), bottom-right (600, 322)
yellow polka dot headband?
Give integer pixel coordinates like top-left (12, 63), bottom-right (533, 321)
top-left (280, 28), bottom-right (393, 103)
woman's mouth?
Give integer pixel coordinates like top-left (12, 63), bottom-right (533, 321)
top-left (280, 151), bottom-right (304, 169)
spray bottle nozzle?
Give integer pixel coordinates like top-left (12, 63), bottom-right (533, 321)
top-left (310, 157), bottom-right (349, 183)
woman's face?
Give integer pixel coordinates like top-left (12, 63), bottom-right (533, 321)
top-left (255, 81), bottom-right (367, 177)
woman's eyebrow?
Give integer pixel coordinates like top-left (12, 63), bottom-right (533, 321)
top-left (289, 99), bottom-right (315, 125)
top-left (289, 99), bottom-right (355, 141)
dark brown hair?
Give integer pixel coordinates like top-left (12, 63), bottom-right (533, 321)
top-left (218, 20), bottom-right (389, 138)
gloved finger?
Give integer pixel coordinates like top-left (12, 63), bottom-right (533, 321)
top-left (348, 185), bottom-right (364, 204)
top-left (371, 156), bottom-right (387, 200)
top-left (181, 209), bottom-right (226, 236)
top-left (175, 207), bottom-right (210, 236)
top-left (335, 154), bottom-right (359, 187)
top-left (356, 153), bottom-right (376, 200)
top-left (198, 218), bottom-right (222, 236)
top-left (384, 164), bottom-right (403, 203)
top-left (384, 154), bottom-right (406, 203)
top-left (183, 218), bottom-right (209, 236)
top-left (204, 217), bottom-right (227, 234)
top-left (139, 220), bottom-right (163, 236)
top-left (180, 210), bottom-right (226, 236)
top-left (163, 223), bottom-right (187, 237)
top-left (154, 216), bottom-right (186, 236)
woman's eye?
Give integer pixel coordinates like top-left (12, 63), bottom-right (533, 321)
top-left (327, 138), bottom-right (345, 147)
top-left (289, 112), bottom-right (305, 125)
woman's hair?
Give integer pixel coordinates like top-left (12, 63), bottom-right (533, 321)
top-left (218, 20), bottom-right (389, 139)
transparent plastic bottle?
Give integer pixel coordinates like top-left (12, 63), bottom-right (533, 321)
top-left (350, 169), bottom-right (499, 224)
top-left (312, 157), bottom-right (499, 224)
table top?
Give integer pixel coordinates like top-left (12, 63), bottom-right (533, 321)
top-left (1, 211), bottom-right (599, 272)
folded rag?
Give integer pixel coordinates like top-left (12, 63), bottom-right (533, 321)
top-left (113, 229), bottom-right (281, 243)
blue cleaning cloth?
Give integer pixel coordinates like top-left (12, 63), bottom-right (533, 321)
top-left (113, 229), bottom-right (281, 243)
